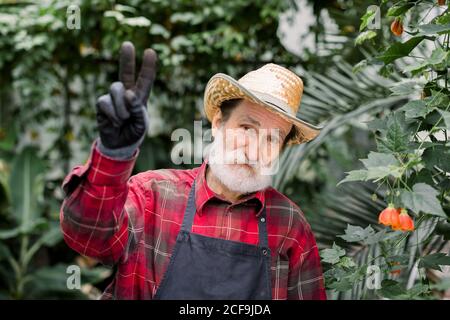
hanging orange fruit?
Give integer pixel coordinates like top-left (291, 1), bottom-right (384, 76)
top-left (390, 208), bottom-right (401, 230)
top-left (377, 205), bottom-right (414, 232)
top-left (390, 18), bottom-right (403, 36)
top-left (398, 208), bottom-right (414, 231)
top-left (378, 204), bottom-right (398, 226)
top-left (389, 261), bottom-right (402, 275)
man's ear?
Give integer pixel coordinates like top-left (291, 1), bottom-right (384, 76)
top-left (211, 110), bottom-right (223, 138)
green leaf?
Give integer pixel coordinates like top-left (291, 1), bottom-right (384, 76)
top-left (9, 147), bottom-right (46, 228)
top-left (426, 47), bottom-right (447, 65)
top-left (113, 4), bottom-right (137, 14)
top-left (389, 80), bottom-right (423, 96)
top-left (104, 10), bottom-right (124, 22)
top-left (355, 30), bottom-right (377, 45)
top-left (405, 283), bottom-right (430, 298)
top-left (171, 35), bottom-right (194, 50)
top-left (22, 223), bottom-right (63, 267)
top-left (327, 278), bottom-right (354, 291)
top-left (417, 23), bottom-right (450, 36)
top-left (352, 59), bottom-right (368, 74)
top-left (403, 48), bottom-right (449, 75)
top-left (418, 253), bottom-right (450, 271)
top-left (378, 280), bottom-right (407, 299)
top-left (422, 145), bottom-right (450, 172)
top-left (338, 224), bottom-right (375, 243)
top-left (0, 218), bottom-right (47, 240)
top-left (426, 90), bottom-right (450, 108)
top-left (387, 3), bottom-right (414, 17)
top-left (361, 152), bottom-right (399, 168)
top-left (170, 12), bottom-right (203, 24)
top-left (400, 183), bottom-right (446, 217)
top-left (25, 263), bottom-right (112, 298)
top-left (402, 61), bottom-right (429, 76)
top-left (368, 166), bottom-right (403, 180)
top-left (400, 100), bottom-right (429, 118)
top-left (364, 229), bottom-right (399, 245)
top-left (436, 12), bottom-right (450, 25)
top-left (0, 242), bottom-right (13, 262)
top-left (438, 110), bottom-right (450, 130)
top-left (37, 224), bottom-right (62, 247)
top-left (430, 278), bottom-right (450, 291)
top-left (379, 112), bottom-right (410, 153)
top-left (366, 118), bottom-right (387, 133)
top-left (377, 36), bottom-right (425, 65)
top-left (122, 17), bottom-right (151, 27)
top-left (149, 24), bottom-right (170, 38)
top-left (320, 243), bottom-right (345, 264)
top-left (339, 257), bottom-right (357, 269)
top-left (359, 9), bottom-right (376, 31)
top-left (337, 169), bottom-right (368, 186)
top-left (360, 152), bottom-right (403, 180)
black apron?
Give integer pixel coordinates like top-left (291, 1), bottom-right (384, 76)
top-left (154, 178), bottom-right (272, 300)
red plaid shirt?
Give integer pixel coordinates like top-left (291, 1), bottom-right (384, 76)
top-left (60, 141), bottom-right (326, 300)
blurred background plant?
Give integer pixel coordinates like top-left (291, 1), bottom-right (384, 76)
top-left (314, 0), bottom-right (450, 299)
top-left (0, 0), bottom-right (448, 299)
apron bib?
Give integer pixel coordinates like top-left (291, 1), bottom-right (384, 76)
top-left (153, 178), bottom-right (272, 300)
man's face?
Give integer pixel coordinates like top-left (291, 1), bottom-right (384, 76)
top-left (213, 99), bottom-right (292, 170)
top-left (207, 100), bottom-right (293, 193)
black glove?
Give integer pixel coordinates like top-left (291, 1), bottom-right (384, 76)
top-left (95, 41), bottom-right (157, 159)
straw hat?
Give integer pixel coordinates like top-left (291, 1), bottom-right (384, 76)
top-left (203, 63), bottom-right (323, 145)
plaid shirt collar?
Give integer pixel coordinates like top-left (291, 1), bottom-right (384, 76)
top-left (195, 159), bottom-right (266, 217)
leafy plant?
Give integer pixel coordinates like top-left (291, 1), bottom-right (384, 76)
top-left (0, 147), bottom-right (110, 298)
top-left (0, 0), bottom-right (302, 299)
top-left (322, 0), bottom-right (450, 299)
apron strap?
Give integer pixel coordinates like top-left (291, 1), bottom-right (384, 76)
top-left (180, 179), bottom-right (269, 249)
top-left (180, 180), bottom-right (197, 233)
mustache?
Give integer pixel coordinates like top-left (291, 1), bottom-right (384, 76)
top-left (224, 149), bottom-right (256, 166)
top-left (209, 144), bottom-right (256, 166)
top-left (209, 146), bottom-right (275, 172)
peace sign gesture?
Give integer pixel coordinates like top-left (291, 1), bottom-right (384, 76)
top-left (96, 42), bottom-right (158, 158)
top-left (119, 41), bottom-right (157, 104)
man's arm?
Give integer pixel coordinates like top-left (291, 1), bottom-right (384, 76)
top-left (287, 216), bottom-right (327, 300)
top-left (60, 142), bottom-right (141, 266)
top-left (59, 41), bottom-right (157, 266)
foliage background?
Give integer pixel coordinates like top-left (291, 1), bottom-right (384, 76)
top-left (0, 0), bottom-right (449, 299)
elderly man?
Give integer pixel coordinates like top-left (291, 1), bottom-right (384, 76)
top-left (60, 42), bottom-right (326, 300)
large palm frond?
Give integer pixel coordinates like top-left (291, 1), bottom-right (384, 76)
top-left (274, 60), bottom-right (406, 189)
top-left (274, 36), bottom-right (449, 298)
top-left (315, 182), bottom-right (448, 300)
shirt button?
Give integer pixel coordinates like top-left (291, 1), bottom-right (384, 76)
top-left (260, 217), bottom-right (265, 223)
top-left (262, 249), bottom-right (268, 255)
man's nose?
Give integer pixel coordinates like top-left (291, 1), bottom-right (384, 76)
top-left (245, 133), bottom-right (259, 164)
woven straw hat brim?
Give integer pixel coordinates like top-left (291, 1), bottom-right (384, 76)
top-left (204, 73), bottom-right (323, 144)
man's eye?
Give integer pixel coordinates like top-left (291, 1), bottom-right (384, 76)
top-left (268, 136), bottom-right (279, 145)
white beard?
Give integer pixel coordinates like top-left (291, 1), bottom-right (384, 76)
top-left (205, 129), bottom-right (275, 194)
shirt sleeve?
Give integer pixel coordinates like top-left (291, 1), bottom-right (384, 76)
top-left (59, 140), bottom-right (145, 266)
top-left (287, 214), bottom-right (327, 300)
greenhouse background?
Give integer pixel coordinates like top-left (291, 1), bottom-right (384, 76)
top-left (0, 0), bottom-right (449, 300)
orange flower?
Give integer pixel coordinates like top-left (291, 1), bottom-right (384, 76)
top-left (378, 204), bottom-right (397, 226)
top-left (399, 208), bottom-right (414, 231)
top-left (390, 208), bottom-right (401, 230)
top-left (390, 18), bottom-right (403, 36)
top-left (389, 261), bottom-right (402, 275)
top-left (378, 204), bottom-right (392, 225)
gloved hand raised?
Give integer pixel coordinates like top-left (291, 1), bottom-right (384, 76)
top-left (96, 41), bottom-right (157, 159)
